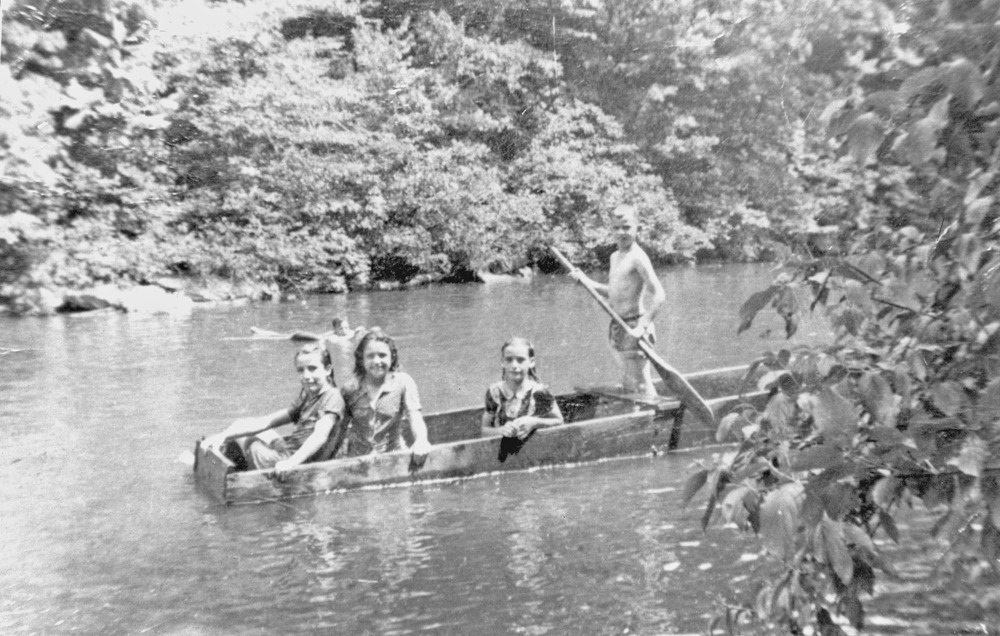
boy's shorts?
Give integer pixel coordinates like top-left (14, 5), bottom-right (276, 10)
top-left (609, 317), bottom-right (655, 353)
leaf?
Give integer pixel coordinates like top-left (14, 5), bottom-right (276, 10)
top-left (920, 475), bottom-right (956, 509)
top-left (945, 58), bottom-right (986, 109)
top-left (820, 98), bottom-right (851, 133)
top-left (682, 468), bottom-right (709, 506)
top-left (858, 372), bottom-right (895, 425)
top-left (947, 434), bottom-right (988, 478)
top-left (842, 592), bottom-right (865, 629)
top-left (973, 377), bottom-right (1000, 427)
top-left (983, 521), bottom-right (1000, 561)
top-left (893, 96), bottom-right (951, 166)
top-left (899, 66), bottom-right (946, 103)
top-left (738, 285), bottom-right (780, 334)
top-left (759, 482), bottom-right (804, 560)
top-left (758, 369), bottom-right (792, 391)
top-left (814, 386), bottom-right (858, 443)
top-left (817, 607), bottom-right (848, 636)
top-left (720, 485), bottom-right (753, 528)
top-left (843, 523), bottom-right (878, 557)
top-left (790, 444), bottom-right (840, 472)
top-left (872, 476), bottom-right (902, 508)
top-left (821, 516), bottom-right (854, 585)
top-left (764, 392), bottom-right (796, 434)
top-left (860, 90), bottom-right (904, 119)
top-left (822, 482), bottom-right (861, 521)
top-left (844, 112), bottom-right (887, 165)
top-left (854, 558), bottom-right (876, 596)
top-left (716, 412), bottom-right (741, 443)
top-left (929, 381), bottom-right (965, 416)
top-left (879, 509), bottom-right (900, 543)
top-left (784, 313), bottom-right (799, 338)
top-left (777, 349), bottom-right (791, 368)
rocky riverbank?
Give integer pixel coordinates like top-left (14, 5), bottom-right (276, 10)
top-left (0, 271), bottom-right (460, 317)
top-left (0, 277), bottom-right (283, 317)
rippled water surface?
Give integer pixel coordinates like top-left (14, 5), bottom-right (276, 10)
top-left (1, 265), bottom-right (825, 635)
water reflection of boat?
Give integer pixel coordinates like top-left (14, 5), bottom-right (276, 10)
top-left (193, 365), bottom-right (767, 505)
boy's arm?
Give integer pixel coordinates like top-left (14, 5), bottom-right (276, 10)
top-left (570, 269), bottom-right (609, 297)
top-left (633, 250), bottom-right (666, 335)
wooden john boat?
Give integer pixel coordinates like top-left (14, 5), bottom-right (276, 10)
top-left (193, 365), bottom-right (767, 505)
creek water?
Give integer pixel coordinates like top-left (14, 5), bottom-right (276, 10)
top-left (0, 264), bottom-right (826, 635)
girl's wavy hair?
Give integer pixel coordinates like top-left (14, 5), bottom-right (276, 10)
top-left (352, 328), bottom-right (399, 379)
top-left (500, 337), bottom-right (539, 381)
top-left (295, 342), bottom-right (335, 385)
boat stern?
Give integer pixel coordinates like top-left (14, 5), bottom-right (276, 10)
top-left (193, 440), bottom-right (235, 503)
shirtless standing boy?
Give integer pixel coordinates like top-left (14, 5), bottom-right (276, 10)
top-left (571, 205), bottom-right (666, 397)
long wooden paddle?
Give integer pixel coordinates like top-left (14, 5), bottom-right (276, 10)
top-left (550, 246), bottom-right (716, 429)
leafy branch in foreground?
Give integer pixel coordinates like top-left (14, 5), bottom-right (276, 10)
top-left (689, 1), bottom-right (1000, 633)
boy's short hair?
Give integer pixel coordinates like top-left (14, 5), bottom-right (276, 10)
top-left (612, 204), bottom-right (638, 223)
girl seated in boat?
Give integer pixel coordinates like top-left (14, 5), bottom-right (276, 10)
top-left (338, 329), bottom-right (432, 463)
top-left (202, 343), bottom-right (346, 477)
top-left (480, 337), bottom-right (564, 440)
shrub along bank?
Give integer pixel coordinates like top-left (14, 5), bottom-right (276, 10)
top-left (2, 0), bottom-right (863, 314)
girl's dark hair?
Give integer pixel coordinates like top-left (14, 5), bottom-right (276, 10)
top-left (501, 337), bottom-right (539, 381)
top-left (296, 342), bottom-right (335, 385)
top-left (353, 328), bottom-right (399, 379)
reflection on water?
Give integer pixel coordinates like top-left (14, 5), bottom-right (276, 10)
top-left (1, 265), bottom-right (808, 635)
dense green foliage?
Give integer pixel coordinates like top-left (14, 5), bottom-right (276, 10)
top-left (685, 0), bottom-right (1000, 632)
top-left (3, 0), bottom-right (720, 309)
top-left (2, 0), bottom-right (875, 311)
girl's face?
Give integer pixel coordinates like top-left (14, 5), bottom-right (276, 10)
top-left (363, 340), bottom-right (393, 382)
top-left (295, 351), bottom-right (331, 394)
top-left (501, 342), bottom-right (535, 384)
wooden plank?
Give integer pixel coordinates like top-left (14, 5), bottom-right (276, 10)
top-left (193, 441), bottom-right (236, 501)
top-left (220, 410), bottom-right (660, 505)
top-left (424, 406), bottom-right (481, 444)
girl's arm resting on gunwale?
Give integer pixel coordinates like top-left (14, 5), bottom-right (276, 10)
top-left (204, 409), bottom-right (291, 449)
top-left (402, 375), bottom-right (431, 458)
top-left (480, 411), bottom-right (503, 437)
top-left (273, 413), bottom-right (337, 476)
top-left (503, 399), bottom-right (564, 440)
top-left (408, 409), bottom-right (432, 458)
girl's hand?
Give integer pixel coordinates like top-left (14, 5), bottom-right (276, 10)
top-left (503, 418), bottom-right (535, 440)
top-left (410, 438), bottom-right (432, 465)
top-left (273, 459), bottom-right (294, 480)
